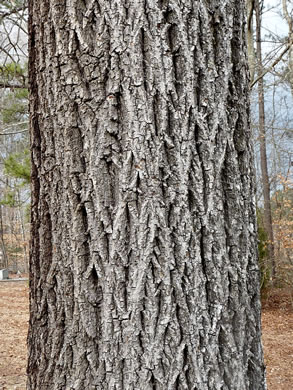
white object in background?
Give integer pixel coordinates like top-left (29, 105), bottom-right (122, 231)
top-left (0, 269), bottom-right (9, 280)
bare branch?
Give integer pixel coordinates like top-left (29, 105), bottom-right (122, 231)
top-left (0, 121), bottom-right (28, 135)
top-left (252, 124), bottom-right (293, 132)
top-left (0, 81), bottom-right (28, 89)
top-left (0, 6), bottom-right (27, 22)
top-left (250, 39), bottom-right (293, 89)
top-left (0, 128), bottom-right (28, 136)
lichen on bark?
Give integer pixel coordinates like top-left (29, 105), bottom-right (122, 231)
top-left (27, 1), bottom-right (266, 389)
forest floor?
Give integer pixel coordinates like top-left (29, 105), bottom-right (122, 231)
top-left (0, 279), bottom-right (29, 390)
top-left (0, 280), bottom-right (292, 389)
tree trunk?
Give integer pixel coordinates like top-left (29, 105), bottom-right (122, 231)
top-left (255, 0), bottom-right (276, 280)
top-left (246, 0), bottom-right (256, 81)
top-left (0, 204), bottom-right (8, 269)
top-left (27, 1), bottom-right (266, 389)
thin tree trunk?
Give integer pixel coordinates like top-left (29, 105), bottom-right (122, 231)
top-left (0, 204), bottom-right (8, 269)
top-left (282, 0), bottom-right (293, 96)
top-left (27, 1), bottom-right (266, 389)
top-left (255, 0), bottom-right (276, 280)
top-left (16, 190), bottom-right (29, 272)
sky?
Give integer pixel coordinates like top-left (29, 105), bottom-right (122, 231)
top-left (262, 0), bottom-right (289, 37)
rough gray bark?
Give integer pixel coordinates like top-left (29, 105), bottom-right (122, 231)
top-left (27, 1), bottom-right (266, 389)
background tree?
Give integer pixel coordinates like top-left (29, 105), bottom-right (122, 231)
top-left (0, 1), bottom-right (29, 272)
top-left (247, 0), bottom-right (293, 287)
top-left (27, 1), bottom-right (266, 389)
top-left (255, 0), bottom-right (276, 278)
top-left (0, 75), bottom-right (29, 271)
top-left (0, 0), bottom-right (28, 80)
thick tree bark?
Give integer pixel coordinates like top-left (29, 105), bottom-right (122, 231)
top-left (27, 1), bottom-right (266, 389)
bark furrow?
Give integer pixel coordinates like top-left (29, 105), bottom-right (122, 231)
top-left (28, 1), bottom-right (266, 389)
